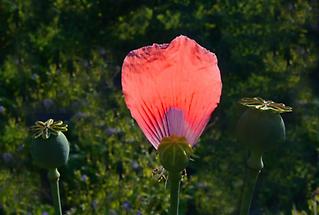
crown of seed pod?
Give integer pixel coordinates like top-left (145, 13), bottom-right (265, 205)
top-left (30, 119), bottom-right (70, 169)
top-left (237, 97), bottom-right (292, 154)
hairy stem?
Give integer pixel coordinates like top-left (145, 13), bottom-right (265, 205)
top-left (239, 167), bottom-right (260, 215)
top-left (48, 168), bottom-right (62, 215)
top-left (168, 171), bottom-right (181, 215)
top-left (239, 152), bottom-right (263, 215)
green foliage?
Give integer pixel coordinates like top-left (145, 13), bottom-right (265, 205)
top-left (0, 0), bottom-right (318, 214)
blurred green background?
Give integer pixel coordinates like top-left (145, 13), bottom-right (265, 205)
top-left (0, 0), bottom-right (318, 214)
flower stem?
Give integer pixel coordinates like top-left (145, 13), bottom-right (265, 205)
top-left (168, 171), bottom-right (181, 215)
top-left (239, 153), bottom-right (263, 215)
top-left (48, 168), bottom-right (62, 215)
top-left (239, 167), bottom-right (260, 215)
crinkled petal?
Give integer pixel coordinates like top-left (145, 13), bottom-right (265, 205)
top-left (122, 35), bottom-right (222, 149)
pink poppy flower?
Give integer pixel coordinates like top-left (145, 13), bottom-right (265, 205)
top-left (122, 35), bottom-right (222, 149)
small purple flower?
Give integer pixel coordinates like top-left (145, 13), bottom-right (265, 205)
top-left (122, 201), bottom-right (131, 211)
top-left (56, 65), bottom-right (61, 74)
top-left (81, 174), bottom-right (88, 182)
top-left (105, 127), bottom-right (121, 136)
top-left (43, 99), bottom-right (54, 109)
top-left (297, 47), bottom-right (307, 58)
top-left (131, 160), bottom-right (139, 171)
top-left (74, 112), bottom-right (88, 119)
top-left (17, 144), bottom-right (25, 152)
top-left (0, 105), bottom-right (5, 114)
top-left (31, 73), bottom-right (39, 80)
top-left (42, 212), bottom-right (49, 215)
top-left (288, 3), bottom-right (294, 11)
top-left (99, 47), bottom-right (106, 56)
top-left (14, 58), bottom-right (19, 65)
top-left (197, 182), bottom-right (208, 189)
top-left (91, 199), bottom-right (97, 210)
top-left (2, 153), bottom-right (13, 163)
top-left (83, 59), bottom-right (92, 69)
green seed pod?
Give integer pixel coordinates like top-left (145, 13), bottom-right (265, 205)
top-left (158, 136), bottom-right (193, 172)
top-left (237, 97), bottom-right (292, 154)
top-left (30, 119), bottom-right (69, 169)
top-left (31, 132), bottom-right (69, 169)
top-left (237, 109), bottom-right (285, 153)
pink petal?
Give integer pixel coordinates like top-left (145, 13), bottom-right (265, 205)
top-left (122, 35), bottom-right (222, 149)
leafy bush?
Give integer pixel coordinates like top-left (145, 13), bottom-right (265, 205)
top-left (0, 0), bottom-right (318, 214)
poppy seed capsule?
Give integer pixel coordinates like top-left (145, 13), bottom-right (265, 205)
top-left (158, 136), bottom-right (193, 172)
top-left (237, 108), bottom-right (286, 154)
top-left (31, 131), bottom-right (70, 169)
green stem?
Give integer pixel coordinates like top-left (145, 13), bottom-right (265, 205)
top-left (48, 168), bottom-right (62, 215)
top-left (239, 152), bottom-right (263, 215)
top-left (168, 171), bottom-right (181, 215)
